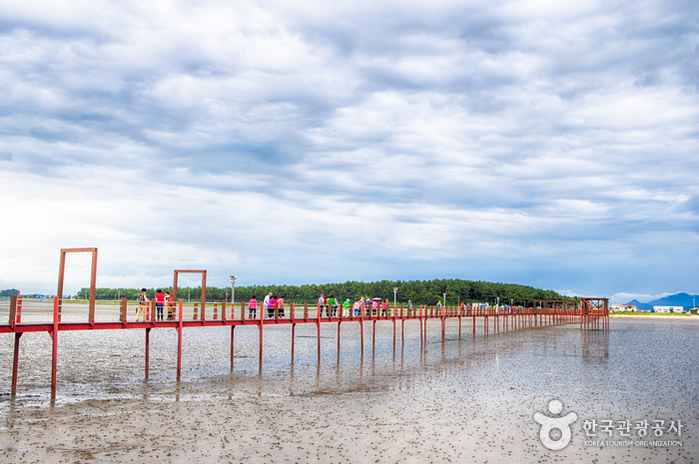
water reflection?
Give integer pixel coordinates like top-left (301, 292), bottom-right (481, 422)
top-left (4, 319), bottom-right (698, 411)
top-left (581, 330), bottom-right (610, 365)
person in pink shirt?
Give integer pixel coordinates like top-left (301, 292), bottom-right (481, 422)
top-left (277, 296), bottom-right (285, 317)
top-left (269, 294), bottom-right (277, 318)
top-left (248, 296), bottom-right (258, 318)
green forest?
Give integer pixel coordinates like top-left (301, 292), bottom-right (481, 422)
top-left (74, 279), bottom-right (571, 306)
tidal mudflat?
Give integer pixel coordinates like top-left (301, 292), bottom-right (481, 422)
top-left (1, 317), bottom-right (697, 463)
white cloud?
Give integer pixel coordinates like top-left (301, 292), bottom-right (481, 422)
top-left (1, 0), bottom-right (698, 297)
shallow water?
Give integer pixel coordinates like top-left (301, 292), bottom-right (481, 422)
top-left (1, 316), bottom-right (698, 462)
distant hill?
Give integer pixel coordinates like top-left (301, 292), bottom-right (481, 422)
top-left (625, 292), bottom-right (699, 310)
top-left (625, 299), bottom-right (652, 310)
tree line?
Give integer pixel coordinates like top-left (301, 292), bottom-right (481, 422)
top-left (75, 279), bottom-right (571, 306)
top-left (0, 288), bottom-right (21, 297)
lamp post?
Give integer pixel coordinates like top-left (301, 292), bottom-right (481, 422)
top-left (393, 287), bottom-right (398, 309)
top-left (230, 275), bottom-right (237, 312)
top-left (443, 292), bottom-right (447, 307)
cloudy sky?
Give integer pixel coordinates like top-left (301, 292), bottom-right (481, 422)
top-left (1, 0), bottom-right (698, 301)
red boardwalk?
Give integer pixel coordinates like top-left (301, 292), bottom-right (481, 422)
top-left (1, 248), bottom-right (608, 399)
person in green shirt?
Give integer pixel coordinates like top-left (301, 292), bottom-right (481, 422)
top-left (343, 298), bottom-right (350, 318)
top-left (327, 296), bottom-right (335, 318)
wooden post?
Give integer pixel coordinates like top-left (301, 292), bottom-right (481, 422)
top-left (120, 297), bottom-right (127, 324)
top-left (9, 295), bottom-right (17, 327)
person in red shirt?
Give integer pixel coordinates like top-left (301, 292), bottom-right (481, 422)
top-left (155, 289), bottom-right (165, 321)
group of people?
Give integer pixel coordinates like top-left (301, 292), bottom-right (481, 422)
top-left (134, 289), bottom-right (520, 322)
top-left (136, 288), bottom-right (175, 322)
top-left (347, 296), bottom-right (388, 317)
top-left (317, 294), bottom-right (342, 317)
top-left (247, 293), bottom-right (285, 318)
top-left (343, 296), bottom-right (415, 317)
top-left (134, 288), bottom-right (523, 322)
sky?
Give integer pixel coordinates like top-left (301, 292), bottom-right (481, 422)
top-left (1, 0), bottom-right (698, 302)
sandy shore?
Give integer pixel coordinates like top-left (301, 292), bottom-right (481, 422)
top-left (0, 375), bottom-right (562, 464)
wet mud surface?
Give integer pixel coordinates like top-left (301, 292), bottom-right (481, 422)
top-left (1, 312), bottom-right (697, 463)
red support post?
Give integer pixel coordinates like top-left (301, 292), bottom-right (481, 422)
top-left (145, 327), bottom-right (151, 379)
top-left (372, 320), bottom-right (376, 353)
top-left (16, 295), bottom-right (22, 324)
top-left (231, 325), bottom-right (235, 372)
top-left (360, 306), bottom-right (365, 356)
top-left (51, 296), bottom-right (59, 399)
top-left (177, 300), bottom-right (183, 381)
top-left (316, 319), bottom-right (321, 363)
top-left (11, 333), bottom-right (22, 397)
top-left (441, 314), bottom-right (445, 341)
top-left (259, 317), bottom-right (264, 371)
top-left (337, 321), bottom-right (341, 357)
